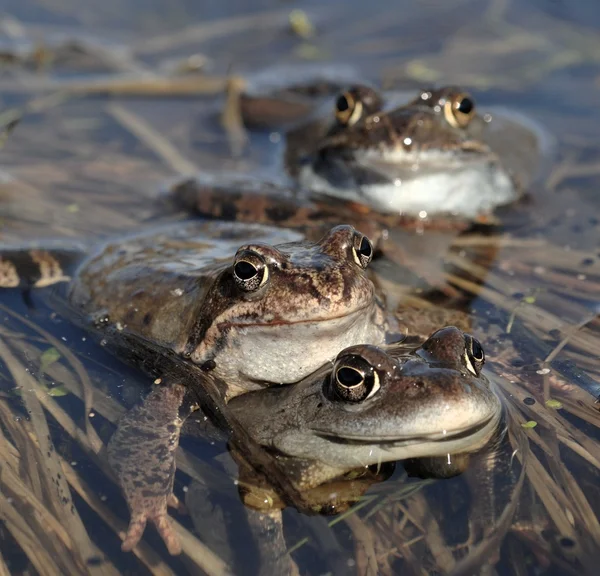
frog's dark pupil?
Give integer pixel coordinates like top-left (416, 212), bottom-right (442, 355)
top-left (471, 338), bottom-right (484, 361)
top-left (234, 261), bottom-right (257, 280)
top-left (359, 236), bottom-right (372, 258)
top-left (337, 95), bottom-right (350, 112)
top-left (337, 366), bottom-right (364, 387)
top-left (458, 97), bottom-right (473, 115)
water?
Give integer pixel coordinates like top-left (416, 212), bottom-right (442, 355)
top-left (0, 0), bottom-right (599, 574)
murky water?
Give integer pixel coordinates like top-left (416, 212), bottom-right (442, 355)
top-left (1, 0), bottom-right (599, 574)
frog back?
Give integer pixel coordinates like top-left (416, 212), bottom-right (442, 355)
top-left (69, 221), bottom-right (304, 352)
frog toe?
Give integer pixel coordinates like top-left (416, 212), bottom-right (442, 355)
top-left (154, 513), bottom-right (182, 555)
top-left (121, 496), bottom-right (182, 555)
top-left (121, 513), bottom-right (147, 552)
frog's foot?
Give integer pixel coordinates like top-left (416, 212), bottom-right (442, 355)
top-left (122, 493), bottom-right (183, 555)
top-left (108, 383), bottom-right (191, 555)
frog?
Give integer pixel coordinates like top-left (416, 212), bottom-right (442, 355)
top-left (227, 326), bottom-right (500, 485)
top-left (293, 85), bottom-right (523, 218)
top-left (1, 221), bottom-right (388, 397)
top-left (116, 326), bottom-right (501, 570)
top-left (170, 81), bottom-right (543, 231)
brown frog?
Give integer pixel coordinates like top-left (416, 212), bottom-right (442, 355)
top-left (68, 221), bottom-right (388, 397)
top-left (118, 326), bottom-right (501, 571)
top-left (171, 82), bottom-right (542, 232)
top-left (296, 86), bottom-right (519, 218)
top-left (1, 221), bottom-right (388, 395)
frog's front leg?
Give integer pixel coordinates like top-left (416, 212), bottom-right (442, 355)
top-left (107, 382), bottom-right (192, 555)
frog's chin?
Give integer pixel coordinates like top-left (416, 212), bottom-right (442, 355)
top-left (299, 150), bottom-right (517, 218)
top-left (196, 305), bottom-right (386, 385)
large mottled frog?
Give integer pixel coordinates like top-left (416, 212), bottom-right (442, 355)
top-left (1, 221), bottom-right (386, 398)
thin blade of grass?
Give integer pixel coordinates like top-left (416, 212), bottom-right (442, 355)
top-left (0, 335), bottom-right (115, 575)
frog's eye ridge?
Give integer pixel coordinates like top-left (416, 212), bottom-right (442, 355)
top-left (351, 233), bottom-right (374, 268)
top-left (463, 334), bottom-right (485, 376)
top-left (444, 92), bottom-right (476, 128)
top-left (332, 355), bottom-right (381, 402)
top-left (233, 252), bottom-right (269, 292)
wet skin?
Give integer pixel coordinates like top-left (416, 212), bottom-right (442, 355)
top-left (295, 85), bottom-right (519, 218)
top-left (107, 326), bottom-right (499, 556)
top-left (228, 326), bottom-right (501, 487)
top-left (0, 221), bottom-right (385, 397)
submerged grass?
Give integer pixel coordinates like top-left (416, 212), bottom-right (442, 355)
top-left (0, 306), bottom-right (232, 575)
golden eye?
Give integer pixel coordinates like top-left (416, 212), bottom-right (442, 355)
top-left (463, 334), bottom-right (485, 376)
top-left (443, 93), bottom-right (476, 128)
top-left (232, 251), bottom-right (269, 292)
top-left (332, 356), bottom-right (380, 402)
top-left (335, 91), bottom-right (364, 126)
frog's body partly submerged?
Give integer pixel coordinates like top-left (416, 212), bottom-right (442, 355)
top-left (229, 78), bottom-right (544, 221)
top-left (0, 219), bottom-right (476, 556)
top-left (67, 220), bottom-right (387, 395)
top-left (229, 326), bottom-right (501, 481)
top-left (2, 221), bottom-right (387, 395)
top-left (296, 86), bottom-right (522, 217)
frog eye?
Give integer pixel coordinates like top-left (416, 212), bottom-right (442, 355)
top-left (232, 252), bottom-right (269, 292)
top-left (444, 92), bottom-right (476, 128)
top-left (332, 355), bottom-right (380, 402)
top-left (335, 91), bottom-right (364, 126)
top-left (463, 334), bottom-right (485, 376)
top-left (351, 233), bottom-right (373, 269)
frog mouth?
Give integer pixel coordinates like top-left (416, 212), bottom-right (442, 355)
top-left (226, 302), bottom-right (377, 329)
top-left (311, 412), bottom-right (500, 446)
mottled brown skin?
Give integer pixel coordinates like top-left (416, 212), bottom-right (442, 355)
top-left (68, 221), bottom-right (387, 396)
top-left (108, 384), bottom-right (188, 554)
